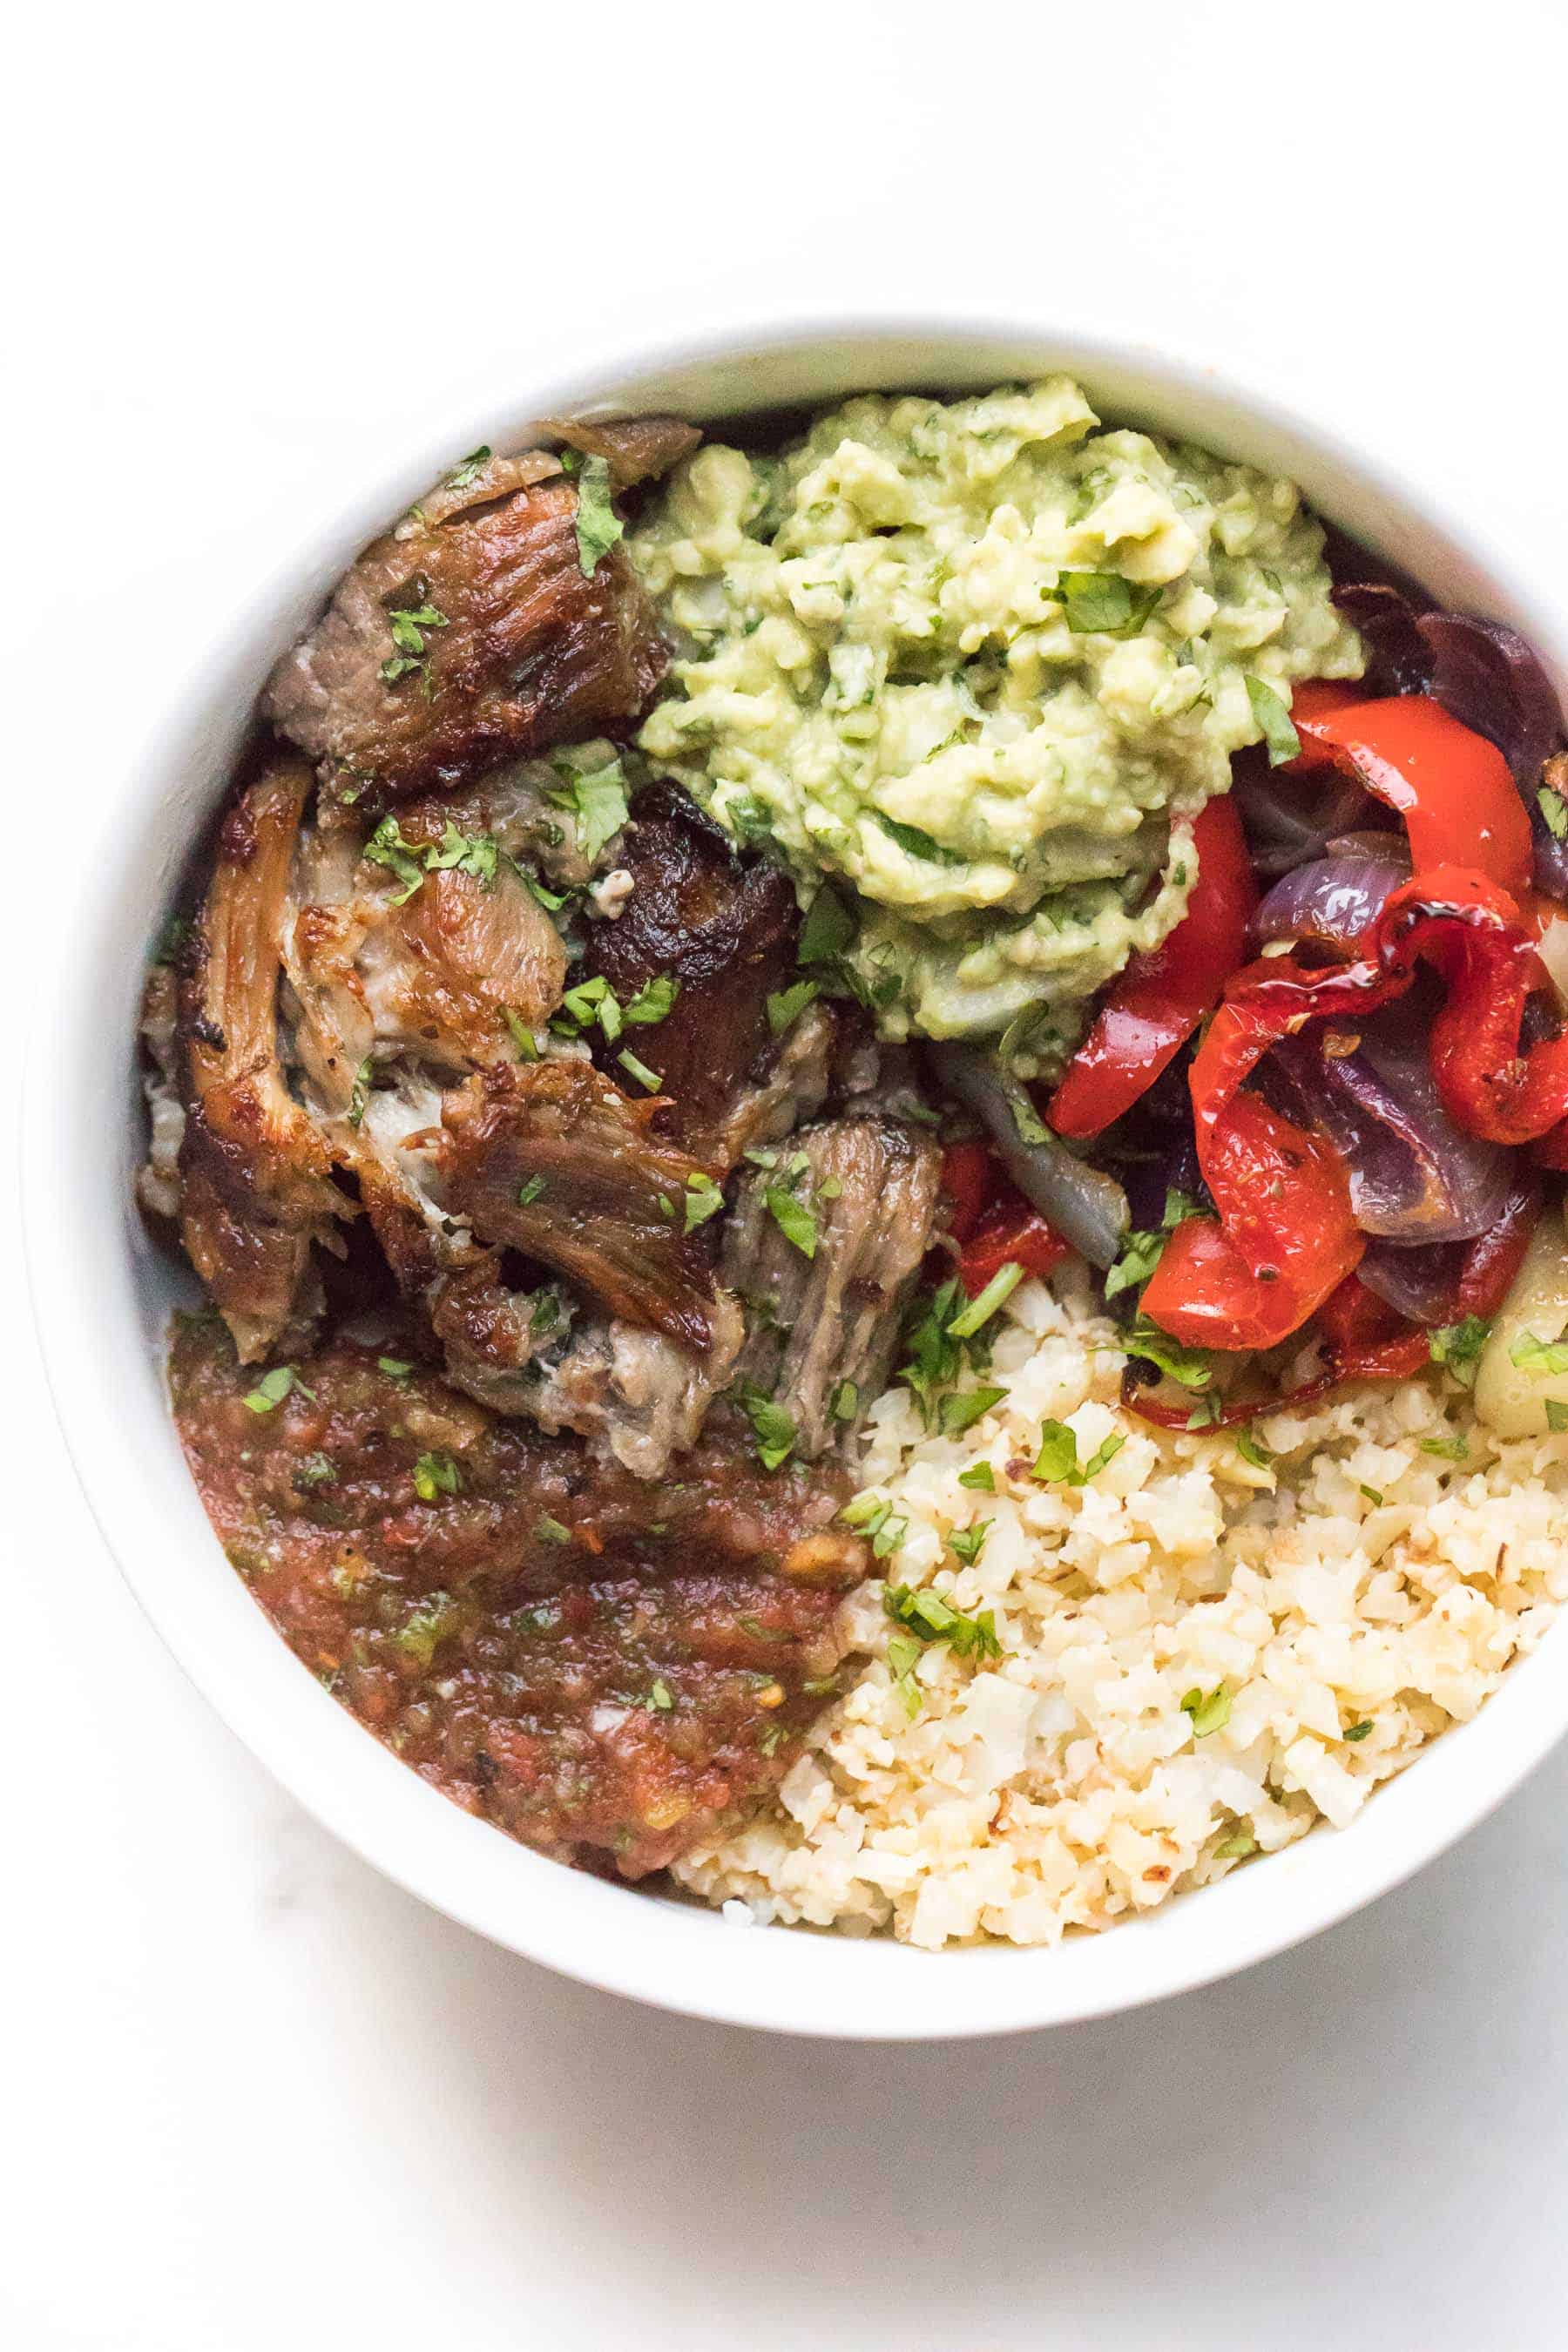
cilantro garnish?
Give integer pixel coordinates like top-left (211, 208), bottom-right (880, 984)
top-left (957, 1461), bottom-right (996, 1491)
top-left (766, 979), bottom-right (821, 1035)
top-left (1032, 1420), bottom-right (1125, 1485)
top-left (535, 1515), bottom-right (572, 1545)
top-left (444, 444), bottom-right (491, 488)
top-left (516, 1175), bottom-right (546, 1207)
top-left (872, 814), bottom-right (964, 867)
top-left (1126, 1318), bottom-right (1216, 1391)
top-left (884, 1582), bottom-right (1001, 1660)
top-left (946, 1262), bottom-right (1024, 1339)
top-left (548, 755), bottom-right (629, 866)
top-left (683, 1171), bottom-right (725, 1232)
top-left (378, 592), bottom-right (449, 687)
top-left (1510, 1328), bottom-right (1568, 1376)
top-left (1429, 1315), bottom-right (1493, 1387)
top-left (243, 1365), bottom-right (315, 1415)
top-left (733, 1381), bottom-right (795, 1470)
top-left (1057, 570), bottom-right (1161, 637)
top-left (412, 1451), bottom-right (462, 1502)
top-left (618, 1048), bottom-right (662, 1092)
top-left (624, 976), bottom-right (680, 1026)
top-left (1245, 674), bottom-right (1301, 766)
top-left (571, 454), bottom-right (624, 574)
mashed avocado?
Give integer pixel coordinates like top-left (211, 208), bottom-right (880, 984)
top-left (632, 380), bottom-right (1363, 1070)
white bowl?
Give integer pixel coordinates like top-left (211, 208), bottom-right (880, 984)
top-left (24, 321), bottom-right (1568, 2038)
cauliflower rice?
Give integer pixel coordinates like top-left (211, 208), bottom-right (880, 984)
top-left (672, 1268), bottom-right (1568, 1949)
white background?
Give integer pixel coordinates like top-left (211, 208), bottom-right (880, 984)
top-left (11, 3), bottom-right (1568, 2343)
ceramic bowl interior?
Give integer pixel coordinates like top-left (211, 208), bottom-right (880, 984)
top-left (25, 322), bottom-right (1568, 2037)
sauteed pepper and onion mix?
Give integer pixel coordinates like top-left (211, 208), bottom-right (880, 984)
top-left (936, 593), bottom-right (1568, 1430)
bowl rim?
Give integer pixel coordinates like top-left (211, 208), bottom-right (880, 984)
top-left (24, 311), bottom-right (1568, 2039)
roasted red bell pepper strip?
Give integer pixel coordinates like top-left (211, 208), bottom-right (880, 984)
top-left (1375, 868), bottom-right (1568, 1144)
top-left (939, 1140), bottom-right (995, 1245)
top-left (957, 1202), bottom-right (1069, 1299)
top-left (1126, 1181), bottom-right (1540, 1429)
top-left (1287, 682), bottom-right (1531, 898)
top-left (1138, 949), bottom-right (1405, 1352)
top-left (1047, 795), bottom-right (1257, 1139)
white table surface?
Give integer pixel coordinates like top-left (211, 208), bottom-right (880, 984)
top-left (11, 3), bottom-right (1568, 2342)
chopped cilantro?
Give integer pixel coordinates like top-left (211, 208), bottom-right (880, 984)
top-left (1342, 1720), bottom-right (1374, 1742)
top-left (293, 1453), bottom-right (338, 1491)
top-left (394, 1599), bottom-right (459, 1667)
top-left (535, 1515), bottom-right (572, 1545)
top-left (549, 756), bottom-right (629, 865)
top-left (765, 1183), bottom-right (818, 1259)
top-left (1510, 1328), bottom-right (1568, 1376)
top-left (885, 1631), bottom-right (925, 1719)
top-left (444, 444), bottom-right (491, 488)
top-left (1359, 1484), bottom-right (1384, 1507)
top-left (885, 1582), bottom-right (1001, 1661)
top-left (1057, 570), bottom-right (1161, 637)
top-left (1180, 1683), bottom-right (1232, 1738)
top-left (646, 1679), bottom-right (674, 1712)
top-left (796, 883), bottom-right (855, 967)
top-left (1245, 674), bottom-right (1301, 766)
top-left (957, 1461), bottom-right (996, 1491)
top-left (618, 1048), bottom-right (662, 1092)
top-left (841, 1493), bottom-right (909, 1558)
top-left (766, 979), bottom-right (821, 1035)
top-left (1421, 1433), bottom-right (1468, 1459)
top-left (872, 814), bottom-right (964, 866)
top-left (425, 822), bottom-right (497, 887)
top-left (362, 816), bottom-right (429, 903)
top-left (733, 1381), bottom-right (795, 1470)
top-left (530, 1289), bottom-right (564, 1335)
top-left (243, 1365), bottom-right (314, 1415)
top-left (379, 594), bottom-right (449, 687)
top-left (1538, 787), bottom-right (1568, 842)
top-left (828, 1378), bottom-right (859, 1423)
top-left (948, 1522), bottom-right (991, 1566)
top-left (516, 1175), bottom-right (546, 1207)
top-left (412, 1451), bottom-right (462, 1502)
top-left (623, 976), bottom-right (680, 1026)
top-left (940, 1386), bottom-right (1008, 1436)
top-left (377, 1356), bottom-right (414, 1379)
top-left (1104, 1227), bottom-right (1168, 1302)
top-left (683, 1171), bottom-right (725, 1232)
top-left (1548, 1400), bottom-right (1568, 1434)
top-left (1126, 1318), bottom-right (1216, 1391)
top-left (1429, 1315), bottom-right (1493, 1386)
top-left (1213, 1826), bottom-right (1257, 1861)
top-left (552, 972), bottom-right (623, 1041)
top-left (347, 1055), bottom-right (374, 1128)
top-left (571, 453), bottom-right (624, 575)
top-left (1033, 1419), bottom-right (1125, 1485)
top-left (1235, 1429), bottom-right (1274, 1470)
top-left (504, 1010), bottom-right (540, 1060)
top-left (947, 1262), bottom-right (1024, 1339)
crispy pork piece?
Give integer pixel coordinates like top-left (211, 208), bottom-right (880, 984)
top-left (173, 758), bottom-right (349, 1360)
top-left (541, 416), bottom-right (700, 488)
top-left (722, 1115), bottom-right (943, 1456)
top-left (531, 1306), bottom-right (744, 1481)
top-left (582, 787), bottom-right (833, 1167)
top-left (260, 442), bottom-right (683, 801)
top-left (432, 1060), bottom-right (730, 1352)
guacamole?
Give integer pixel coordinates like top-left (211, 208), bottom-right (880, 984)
top-left (632, 380), bottom-right (1363, 1070)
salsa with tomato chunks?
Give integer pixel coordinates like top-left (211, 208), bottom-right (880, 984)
top-left (169, 1317), bottom-right (865, 1876)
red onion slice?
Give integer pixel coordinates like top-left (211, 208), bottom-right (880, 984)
top-left (1268, 1014), bottom-right (1514, 1244)
top-left (1254, 848), bottom-right (1409, 954)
